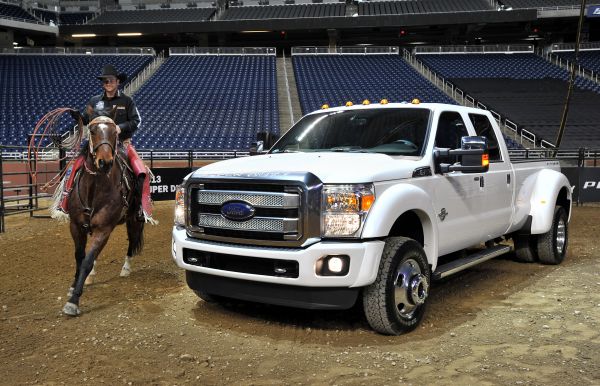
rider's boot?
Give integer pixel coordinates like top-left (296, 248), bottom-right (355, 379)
top-left (59, 155), bottom-right (86, 213)
top-left (127, 144), bottom-right (152, 222)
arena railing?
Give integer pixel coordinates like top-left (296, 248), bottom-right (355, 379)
top-left (291, 46), bottom-right (399, 55)
top-left (544, 46), bottom-right (600, 86)
top-left (413, 44), bottom-right (534, 54)
top-left (1, 148), bottom-right (249, 162)
top-left (403, 48), bottom-right (539, 149)
top-left (0, 47), bottom-right (155, 55)
top-left (169, 47), bottom-right (276, 56)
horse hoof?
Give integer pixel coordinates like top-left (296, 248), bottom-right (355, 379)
top-left (62, 302), bottom-right (81, 316)
top-left (119, 267), bottom-right (131, 277)
top-left (67, 287), bottom-right (74, 297)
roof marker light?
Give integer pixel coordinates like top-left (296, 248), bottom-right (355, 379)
top-left (345, 101), bottom-right (353, 107)
top-left (362, 99), bottom-right (370, 105)
top-left (380, 99), bottom-right (389, 105)
top-left (411, 98), bottom-right (421, 104)
top-left (321, 104), bottom-right (330, 109)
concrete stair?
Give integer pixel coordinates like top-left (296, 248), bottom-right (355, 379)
top-left (276, 54), bottom-right (303, 135)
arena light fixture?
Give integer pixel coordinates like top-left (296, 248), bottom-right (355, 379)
top-left (118, 32), bottom-right (142, 37)
top-left (71, 33), bottom-right (96, 38)
top-left (240, 30), bottom-right (271, 33)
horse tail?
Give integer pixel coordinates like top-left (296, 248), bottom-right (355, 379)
top-left (127, 219), bottom-right (145, 256)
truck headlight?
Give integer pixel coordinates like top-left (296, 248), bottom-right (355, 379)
top-left (321, 184), bottom-right (375, 238)
top-left (174, 184), bottom-right (186, 227)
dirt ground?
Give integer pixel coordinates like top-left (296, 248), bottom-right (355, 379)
top-left (0, 202), bottom-right (599, 385)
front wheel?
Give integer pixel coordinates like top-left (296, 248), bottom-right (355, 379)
top-left (362, 237), bottom-right (430, 335)
top-left (537, 206), bottom-right (568, 265)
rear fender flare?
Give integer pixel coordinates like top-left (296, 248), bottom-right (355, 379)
top-left (527, 169), bottom-right (572, 234)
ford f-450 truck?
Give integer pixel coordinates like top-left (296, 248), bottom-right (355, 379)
top-left (171, 102), bottom-right (572, 335)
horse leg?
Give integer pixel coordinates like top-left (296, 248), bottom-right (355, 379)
top-left (85, 261), bottom-right (97, 285)
top-left (120, 217), bottom-right (145, 277)
top-left (68, 222), bottom-right (87, 298)
top-left (63, 228), bottom-right (112, 316)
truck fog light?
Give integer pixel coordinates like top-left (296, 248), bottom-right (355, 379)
top-left (328, 256), bottom-right (344, 273)
top-left (317, 255), bottom-right (350, 276)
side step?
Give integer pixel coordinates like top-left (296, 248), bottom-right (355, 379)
top-left (433, 245), bottom-right (511, 281)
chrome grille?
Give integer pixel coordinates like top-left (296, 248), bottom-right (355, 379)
top-left (188, 182), bottom-right (304, 245)
top-left (197, 190), bottom-right (298, 208)
top-left (199, 214), bottom-right (285, 232)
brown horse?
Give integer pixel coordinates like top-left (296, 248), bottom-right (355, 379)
top-left (62, 116), bottom-right (145, 316)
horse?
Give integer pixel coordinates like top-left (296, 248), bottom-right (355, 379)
top-left (59, 116), bottom-right (145, 316)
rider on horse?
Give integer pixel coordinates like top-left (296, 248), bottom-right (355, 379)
top-left (59, 64), bottom-right (152, 222)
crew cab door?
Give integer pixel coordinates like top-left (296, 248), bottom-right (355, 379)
top-left (467, 113), bottom-right (514, 238)
top-left (431, 111), bottom-right (488, 255)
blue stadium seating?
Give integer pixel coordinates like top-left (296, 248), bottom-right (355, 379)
top-left (0, 54), bottom-right (153, 147)
top-left (358, 0), bottom-right (492, 16)
top-left (0, 2), bottom-right (37, 22)
top-left (416, 53), bottom-right (600, 92)
top-left (293, 54), bottom-right (455, 115)
top-left (59, 12), bottom-right (95, 25)
top-left (417, 52), bottom-right (600, 148)
top-left (133, 55), bottom-right (278, 150)
top-left (555, 50), bottom-right (600, 75)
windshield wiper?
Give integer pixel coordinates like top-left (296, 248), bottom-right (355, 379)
top-left (329, 146), bottom-right (368, 152)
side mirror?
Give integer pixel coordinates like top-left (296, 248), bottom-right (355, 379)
top-left (435, 136), bottom-right (489, 174)
top-left (249, 140), bottom-right (265, 156)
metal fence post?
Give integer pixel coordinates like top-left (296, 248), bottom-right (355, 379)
top-left (0, 147), bottom-right (4, 233)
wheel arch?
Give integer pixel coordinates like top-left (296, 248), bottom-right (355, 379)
top-left (362, 183), bottom-right (438, 268)
top-left (527, 169), bottom-right (572, 234)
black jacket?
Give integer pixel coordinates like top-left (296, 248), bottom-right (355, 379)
top-left (82, 90), bottom-right (141, 141)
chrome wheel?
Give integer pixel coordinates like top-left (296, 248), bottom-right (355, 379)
top-left (556, 217), bottom-right (566, 254)
top-left (393, 258), bottom-right (429, 319)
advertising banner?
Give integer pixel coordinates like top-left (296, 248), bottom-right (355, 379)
top-left (587, 4), bottom-right (600, 17)
top-left (150, 168), bottom-right (192, 201)
top-left (577, 168), bottom-right (600, 203)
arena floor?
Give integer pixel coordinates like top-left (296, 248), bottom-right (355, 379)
top-left (0, 202), bottom-right (598, 385)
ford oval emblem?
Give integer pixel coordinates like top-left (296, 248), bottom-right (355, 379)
top-left (221, 201), bottom-right (256, 221)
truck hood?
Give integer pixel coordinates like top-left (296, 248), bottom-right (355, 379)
top-left (192, 152), bottom-right (422, 183)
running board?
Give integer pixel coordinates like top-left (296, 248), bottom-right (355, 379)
top-left (433, 245), bottom-right (511, 280)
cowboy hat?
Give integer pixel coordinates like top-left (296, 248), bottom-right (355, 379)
top-left (97, 64), bottom-right (127, 83)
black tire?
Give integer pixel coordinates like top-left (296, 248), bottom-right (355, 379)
top-left (513, 234), bottom-right (537, 263)
top-left (537, 206), bottom-right (568, 265)
top-left (362, 237), bottom-right (431, 335)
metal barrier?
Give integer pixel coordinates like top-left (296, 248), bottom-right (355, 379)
top-left (0, 144), bottom-right (65, 233)
top-left (169, 47), bottom-right (276, 56)
top-left (414, 44), bottom-right (534, 55)
top-left (0, 47), bottom-right (155, 55)
top-left (291, 46), bottom-right (399, 55)
top-left (0, 145), bottom-right (248, 232)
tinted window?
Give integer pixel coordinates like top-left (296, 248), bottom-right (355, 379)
top-left (434, 111), bottom-right (469, 165)
top-left (469, 113), bottom-right (502, 161)
top-left (270, 108), bottom-right (431, 156)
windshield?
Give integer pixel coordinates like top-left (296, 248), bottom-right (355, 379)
top-left (270, 108), bottom-right (431, 156)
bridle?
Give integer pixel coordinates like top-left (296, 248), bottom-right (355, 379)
top-left (88, 117), bottom-right (118, 160)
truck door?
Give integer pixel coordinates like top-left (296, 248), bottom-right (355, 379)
top-left (432, 111), bottom-right (488, 255)
top-left (467, 113), bottom-right (513, 238)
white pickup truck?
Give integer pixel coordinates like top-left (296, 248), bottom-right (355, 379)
top-left (171, 102), bottom-right (572, 335)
